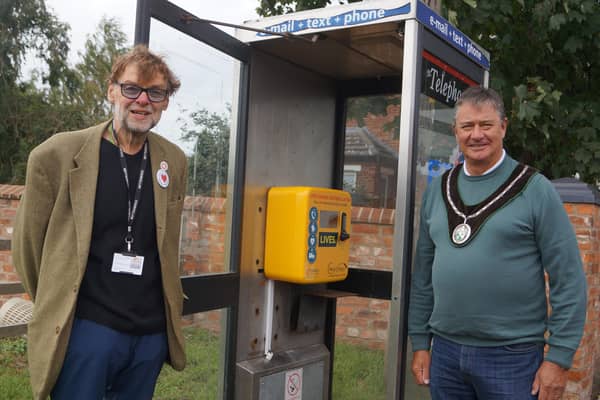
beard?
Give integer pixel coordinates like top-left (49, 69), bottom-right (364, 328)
top-left (113, 102), bottom-right (161, 135)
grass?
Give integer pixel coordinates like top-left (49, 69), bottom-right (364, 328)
top-left (0, 336), bottom-right (31, 400)
top-left (0, 330), bottom-right (412, 399)
top-left (332, 342), bottom-right (386, 399)
top-left (154, 328), bottom-right (221, 400)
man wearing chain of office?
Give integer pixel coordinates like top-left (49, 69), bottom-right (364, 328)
top-left (408, 86), bottom-right (586, 400)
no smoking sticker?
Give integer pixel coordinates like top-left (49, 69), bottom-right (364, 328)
top-left (284, 368), bottom-right (303, 400)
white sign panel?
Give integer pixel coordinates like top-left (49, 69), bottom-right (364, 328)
top-left (238, 0), bottom-right (412, 43)
top-left (284, 368), bottom-right (303, 400)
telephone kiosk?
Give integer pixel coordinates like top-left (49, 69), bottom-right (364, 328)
top-left (233, 0), bottom-right (490, 397)
top-left (134, 0), bottom-right (491, 397)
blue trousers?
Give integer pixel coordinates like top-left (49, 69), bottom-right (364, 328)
top-left (430, 335), bottom-right (543, 400)
top-left (51, 318), bottom-right (168, 400)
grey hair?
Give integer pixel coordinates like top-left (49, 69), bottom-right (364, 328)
top-left (454, 86), bottom-right (506, 123)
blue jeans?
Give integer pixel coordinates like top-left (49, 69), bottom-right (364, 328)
top-left (430, 335), bottom-right (543, 400)
top-left (51, 318), bottom-right (168, 400)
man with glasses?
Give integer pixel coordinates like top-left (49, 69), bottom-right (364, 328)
top-left (408, 86), bottom-right (586, 400)
top-left (13, 45), bottom-right (188, 400)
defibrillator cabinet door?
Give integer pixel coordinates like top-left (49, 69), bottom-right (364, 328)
top-left (135, 1), bottom-right (249, 399)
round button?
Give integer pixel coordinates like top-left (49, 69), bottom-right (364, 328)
top-left (307, 248), bottom-right (317, 263)
top-left (309, 207), bottom-right (318, 221)
top-left (308, 234), bottom-right (317, 248)
top-left (55, 326), bottom-right (60, 334)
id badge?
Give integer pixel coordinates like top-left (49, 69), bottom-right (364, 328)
top-left (111, 253), bottom-right (145, 276)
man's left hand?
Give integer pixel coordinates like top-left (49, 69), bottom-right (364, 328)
top-left (531, 360), bottom-right (568, 400)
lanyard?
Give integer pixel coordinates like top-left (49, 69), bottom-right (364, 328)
top-left (111, 125), bottom-right (149, 253)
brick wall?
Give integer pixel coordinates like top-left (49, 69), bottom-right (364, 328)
top-left (1, 184), bottom-right (598, 398)
top-left (347, 100), bottom-right (401, 152)
top-left (0, 185), bottom-right (24, 306)
top-left (180, 196), bottom-right (227, 276)
top-left (564, 203), bottom-right (600, 399)
top-left (334, 206), bottom-right (394, 349)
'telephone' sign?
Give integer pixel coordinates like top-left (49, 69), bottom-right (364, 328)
top-left (421, 51), bottom-right (477, 107)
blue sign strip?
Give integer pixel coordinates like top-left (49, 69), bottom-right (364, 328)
top-left (416, 2), bottom-right (490, 70)
top-left (258, 4), bottom-right (411, 37)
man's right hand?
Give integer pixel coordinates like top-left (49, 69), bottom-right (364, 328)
top-left (411, 350), bottom-right (431, 385)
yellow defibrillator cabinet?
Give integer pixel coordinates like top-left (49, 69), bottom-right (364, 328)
top-left (264, 187), bottom-right (351, 284)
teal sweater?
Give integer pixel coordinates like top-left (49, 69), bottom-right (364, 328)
top-left (408, 155), bottom-right (587, 369)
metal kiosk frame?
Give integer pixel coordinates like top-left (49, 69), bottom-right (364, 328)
top-left (134, 1), bottom-right (490, 399)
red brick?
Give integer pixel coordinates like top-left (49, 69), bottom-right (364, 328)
top-left (352, 223), bottom-right (379, 234)
top-left (576, 204), bottom-right (596, 215)
top-left (373, 320), bottom-right (388, 330)
top-left (358, 329), bottom-right (376, 339)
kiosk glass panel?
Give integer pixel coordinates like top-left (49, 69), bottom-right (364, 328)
top-left (149, 19), bottom-right (241, 276)
top-left (155, 309), bottom-right (227, 398)
top-left (403, 51), bottom-right (477, 399)
top-left (332, 94), bottom-right (401, 399)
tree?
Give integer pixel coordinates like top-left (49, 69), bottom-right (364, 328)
top-left (180, 108), bottom-right (231, 197)
top-left (0, 1), bottom-right (128, 184)
top-left (70, 17), bottom-right (128, 126)
top-left (256, 0), bottom-right (361, 17)
top-left (443, 0), bottom-right (600, 183)
top-left (0, 0), bottom-right (71, 183)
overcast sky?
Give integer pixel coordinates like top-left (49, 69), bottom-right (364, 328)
top-left (45, 0), bottom-right (260, 62)
top-left (41, 0), bottom-right (261, 153)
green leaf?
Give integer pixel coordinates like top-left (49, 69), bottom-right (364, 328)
top-left (541, 124), bottom-right (550, 140)
top-left (564, 36), bottom-right (583, 53)
top-left (576, 127), bottom-right (596, 141)
top-left (549, 14), bottom-right (567, 30)
top-left (514, 84), bottom-right (527, 100)
top-left (567, 11), bottom-right (585, 23)
top-left (517, 101), bottom-right (541, 122)
top-left (574, 148), bottom-right (592, 163)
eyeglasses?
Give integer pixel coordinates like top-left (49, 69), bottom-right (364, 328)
top-left (116, 82), bottom-right (168, 103)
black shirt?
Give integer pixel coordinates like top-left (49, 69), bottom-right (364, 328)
top-left (75, 138), bottom-right (166, 334)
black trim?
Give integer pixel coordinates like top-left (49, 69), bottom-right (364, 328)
top-left (182, 274), bottom-right (239, 314)
top-left (230, 62), bottom-right (251, 276)
top-left (221, 61), bottom-right (250, 400)
top-left (338, 76), bottom-right (403, 98)
top-left (332, 89), bottom-right (347, 189)
top-left (0, 239), bottom-right (10, 251)
top-left (327, 268), bottom-right (392, 299)
top-left (324, 298), bottom-right (337, 400)
top-left (0, 282), bottom-right (25, 295)
top-left (422, 28), bottom-right (484, 85)
top-left (135, 0), bottom-right (151, 44)
top-left (136, 0), bottom-right (251, 62)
